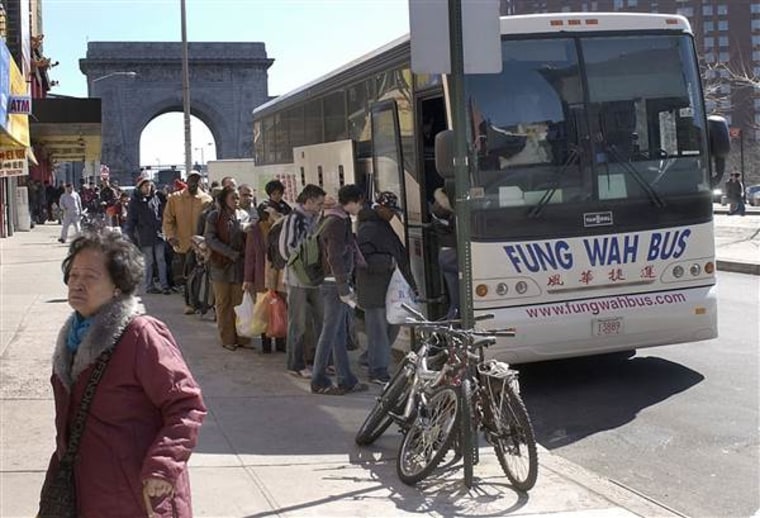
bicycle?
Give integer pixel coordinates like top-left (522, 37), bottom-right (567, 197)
top-left (395, 305), bottom-right (538, 490)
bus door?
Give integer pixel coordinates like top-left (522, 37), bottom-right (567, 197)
top-left (414, 95), bottom-right (449, 319)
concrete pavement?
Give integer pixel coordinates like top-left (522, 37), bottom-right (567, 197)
top-left (1, 221), bottom-right (755, 517)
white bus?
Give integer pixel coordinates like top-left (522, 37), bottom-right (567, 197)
top-left (252, 12), bottom-right (730, 363)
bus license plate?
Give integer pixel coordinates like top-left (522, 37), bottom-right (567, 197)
top-left (593, 317), bottom-right (624, 336)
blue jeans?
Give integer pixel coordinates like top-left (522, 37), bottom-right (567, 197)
top-left (142, 243), bottom-right (169, 290)
top-left (364, 307), bottom-right (400, 380)
top-left (311, 282), bottom-right (358, 390)
top-left (286, 285), bottom-right (323, 371)
top-left (439, 247), bottom-right (459, 319)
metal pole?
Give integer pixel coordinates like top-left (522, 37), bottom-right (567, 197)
top-left (740, 128), bottom-right (745, 192)
top-left (181, 0), bottom-right (192, 177)
top-left (448, 0), bottom-right (474, 329)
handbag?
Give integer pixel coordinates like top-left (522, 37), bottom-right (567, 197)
top-left (38, 347), bottom-right (115, 518)
top-left (266, 291), bottom-right (288, 339)
top-left (385, 268), bottom-right (420, 325)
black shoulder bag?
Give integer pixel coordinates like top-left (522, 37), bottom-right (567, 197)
top-left (38, 347), bottom-right (115, 518)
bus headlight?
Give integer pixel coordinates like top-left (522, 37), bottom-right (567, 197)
top-left (672, 265), bottom-right (684, 278)
top-left (690, 264), bottom-right (701, 276)
top-left (515, 281), bottom-right (528, 294)
top-left (496, 282), bottom-right (509, 296)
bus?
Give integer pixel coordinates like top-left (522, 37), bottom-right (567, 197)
top-left (252, 12), bottom-right (730, 363)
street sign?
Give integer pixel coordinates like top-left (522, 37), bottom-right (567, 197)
top-left (409, 0), bottom-right (501, 75)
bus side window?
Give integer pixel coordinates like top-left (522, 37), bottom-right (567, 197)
top-left (338, 165), bottom-right (345, 186)
top-left (300, 167), bottom-right (306, 188)
top-left (318, 166), bottom-right (324, 187)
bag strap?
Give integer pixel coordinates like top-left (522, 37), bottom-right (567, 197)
top-left (60, 321), bottom-right (132, 463)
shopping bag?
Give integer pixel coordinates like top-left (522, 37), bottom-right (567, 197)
top-left (266, 291), bottom-right (288, 338)
top-left (234, 291), bottom-right (256, 337)
top-left (251, 292), bottom-right (270, 335)
top-left (385, 268), bottom-right (419, 325)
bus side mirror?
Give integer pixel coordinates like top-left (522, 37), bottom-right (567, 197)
top-left (707, 115), bottom-right (730, 187)
top-left (435, 130), bottom-right (455, 180)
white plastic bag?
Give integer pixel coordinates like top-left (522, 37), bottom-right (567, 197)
top-left (385, 268), bottom-right (419, 325)
top-left (235, 291), bottom-right (258, 338)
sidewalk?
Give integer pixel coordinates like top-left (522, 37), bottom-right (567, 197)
top-left (2, 224), bottom-right (753, 517)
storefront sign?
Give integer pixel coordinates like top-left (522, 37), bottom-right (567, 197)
top-left (8, 95), bottom-right (31, 114)
top-left (0, 44), bottom-right (10, 130)
top-left (0, 147), bottom-right (29, 177)
top-left (0, 54), bottom-right (29, 147)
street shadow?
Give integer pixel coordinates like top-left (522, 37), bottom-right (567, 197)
top-left (516, 354), bottom-right (704, 449)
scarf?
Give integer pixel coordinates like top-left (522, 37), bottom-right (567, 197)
top-left (66, 312), bottom-right (94, 353)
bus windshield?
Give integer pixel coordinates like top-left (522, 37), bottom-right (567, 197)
top-left (466, 34), bottom-right (709, 241)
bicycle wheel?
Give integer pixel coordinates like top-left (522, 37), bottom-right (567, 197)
top-left (396, 386), bottom-right (459, 485)
top-left (460, 379), bottom-right (475, 488)
top-left (488, 377), bottom-right (538, 491)
top-left (355, 358), bottom-right (413, 446)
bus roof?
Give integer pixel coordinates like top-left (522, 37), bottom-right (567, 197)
top-left (253, 12), bottom-right (691, 118)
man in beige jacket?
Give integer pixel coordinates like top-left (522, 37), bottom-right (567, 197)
top-left (163, 171), bottom-right (213, 313)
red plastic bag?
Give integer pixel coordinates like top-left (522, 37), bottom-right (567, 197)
top-left (266, 291), bottom-right (288, 338)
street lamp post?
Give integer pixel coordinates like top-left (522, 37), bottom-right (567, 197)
top-left (181, 0), bottom-right (192, 178)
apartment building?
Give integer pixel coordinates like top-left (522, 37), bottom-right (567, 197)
top-left (500, 0), bottom-right (760, 141)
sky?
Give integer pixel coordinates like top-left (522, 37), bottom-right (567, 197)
top-left (42, 0), bottom-right (410, 169)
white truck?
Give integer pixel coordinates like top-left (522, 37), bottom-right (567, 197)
top-left (206, 158), bottom-right (299, 204)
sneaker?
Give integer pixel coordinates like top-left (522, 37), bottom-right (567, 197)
top-left (298, 367), bottom-right (312, 378)
top-left (146, 287), bottom-right (161, 294)
top-left (341, 382), bottom-right (369, 394)
top-left (311, 384), bottom-right (344, 395)
top-left (183, 306), bottom-right (196, 315)
top-left (370, 376), bottom-right (390, 386)
top-left (222, 344), bottom-right (238, 351)
top-left (162, 288), bottom-right (172, 295)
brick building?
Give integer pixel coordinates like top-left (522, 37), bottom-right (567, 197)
top-left (500, 1), bottom-right (760, 142)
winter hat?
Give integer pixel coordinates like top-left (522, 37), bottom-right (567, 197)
top-left (375, 191), bottom-right (402, 213)
top-left (136, 174), bottom-right (151, 188)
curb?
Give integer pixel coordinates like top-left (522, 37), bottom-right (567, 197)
top-left (716, 259), bottom-right (760, 276)
top-left (539, 447), bottom-right (686, 518)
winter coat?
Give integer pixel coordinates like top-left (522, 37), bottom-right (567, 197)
top-left (279, 205), bottom-right (320, 289)
top-left (356, 207), bottom-right (418, 308)
top-left (243, 223), bottom-right (267, 293)
top-left (319, 208), bottom-right (356, 297)
top-left (163, 188), bottom-right (213, 254)
top-left (204, 207), bottom-right (248, 284)
top-left (125, 191), bottom-right (165, 248)
top-left (43, 296), bottom-right (206, 518)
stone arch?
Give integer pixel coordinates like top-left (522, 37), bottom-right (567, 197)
top-left (80, 42), bottom-right (273, 184)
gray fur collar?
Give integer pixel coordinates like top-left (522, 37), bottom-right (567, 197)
top-left (53, 296), bottom-right (144, 391)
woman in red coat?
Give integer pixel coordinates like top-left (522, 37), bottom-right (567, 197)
top-left (40, 230), bottom-right (206, 517)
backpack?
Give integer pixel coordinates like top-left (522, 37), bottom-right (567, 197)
top-left (267, 218), bottom-right (288, 270)
top-left (287, 216), bottom-right (332, 287)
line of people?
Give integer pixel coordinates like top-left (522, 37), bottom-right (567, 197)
top-left (150, 172), bottom-right (420, 395)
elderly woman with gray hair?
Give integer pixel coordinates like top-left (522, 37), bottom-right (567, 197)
top-left (39, 230), bottom-right (206, 518)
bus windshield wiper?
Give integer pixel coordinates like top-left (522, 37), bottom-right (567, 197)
top-left (528, 144), bottom-right (581, 219)
top-left (601, 138), bottom-right (666, 208)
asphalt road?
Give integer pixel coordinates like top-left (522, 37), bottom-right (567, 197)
top-left (518, 271), bottom-right (759, 518)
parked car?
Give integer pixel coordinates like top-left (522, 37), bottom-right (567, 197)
top-left (745, 184), bottom-right (760, 206)
top-left (712, 186), bottom-right (725, 204)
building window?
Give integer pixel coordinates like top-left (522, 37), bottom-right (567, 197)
top-left (704, 21), bottom-right (714, 32)
top-left (718, 51), bottom-right (729, 62)
top-left (718, 36), bottom-right (729, 47)
top-left (704, 37), bottom-right (715, 48)
top-left (627, 0), bottom-right (637, 6)
top-left (717, 4), bottom-right (728, 15)
top-left (752, 3), bottom-right (760, 14)
top-left (613, 0), bottom-right (623, 9)
top-left (562, 6), bottom-right (571, 12)
top-left (753, 19), bottom-right (760, 31)
top-left (718, 20), bottom-right (728, 31)
top-left (753, 35), bottom-right (760, 46)
top-left (703, 5), bottom-right (713, 16)
top-left (753, 50), bottom-right (760, 60)
top-left (591, 1), bottom-right (598, 10)
top-left (678, 7), bottom-right (693, 17)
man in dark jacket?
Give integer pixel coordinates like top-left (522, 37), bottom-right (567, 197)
top-left (310, 184), bottom-right (368, 395)
top-left (125, 175), bottom-right (171, 294)
top-left (356, 191), bottom-right (418, 384)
